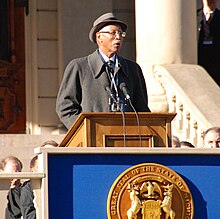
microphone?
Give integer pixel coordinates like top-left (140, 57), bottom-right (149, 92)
top-left (105, 84), bottom-right (116, 101)
top-left (119, 82), bottom-right (142, 147)
top-left (104, 84), bottom-right (121, 113)
top-left (119, 82), bottom-right (130, 100)
top-left (105, 83), bottom-right (126, 147)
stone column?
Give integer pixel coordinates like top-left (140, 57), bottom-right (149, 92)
top-left (135, 0), bottom-right (197, 72)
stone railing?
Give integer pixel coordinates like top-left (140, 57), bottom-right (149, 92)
top-left (152, 64), bottom-right (220, 147)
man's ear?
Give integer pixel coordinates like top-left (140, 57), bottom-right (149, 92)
top-left (96, 32), bottom-right (102, 43)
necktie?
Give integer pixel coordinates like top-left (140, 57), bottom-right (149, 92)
top-left (107, 60), bottom-right (114, 75)
top-left (107, 60), bottom-right (116, 88)
top-left (106, 60), bottom-right (119, 104)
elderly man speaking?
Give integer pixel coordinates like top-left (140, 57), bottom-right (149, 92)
top-left (56, 12), bottom-right (150, 129)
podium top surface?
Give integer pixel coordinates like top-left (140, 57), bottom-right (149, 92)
top-left (72, 112), bottom-right (176, 122)
top-left (70, 112), bottom-right (176, 129)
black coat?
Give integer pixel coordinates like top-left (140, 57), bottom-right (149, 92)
top-left (5, 181), bottom-right (36, 219)
top-left (198, 8), bottom-right (220, 86)
top-left (5, 185), bottom-right (22, 219)
top-left (20, 181), bottom-right (36, 219)
top-left (56, 50), bottom-right (150, 129)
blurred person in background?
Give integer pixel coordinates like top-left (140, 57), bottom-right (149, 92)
top-left (172, 135), bottom-right (181, 148)
top-left (197, 0), bottom-right (220, 86)
top-left (203, 126), bottom-right (220, 148)
top-left (180, 141), bottom-right (195, 148)
top-left (1, 156), bottom-right (23, 219)
top-left (19, 155), bottom-right (37, 219)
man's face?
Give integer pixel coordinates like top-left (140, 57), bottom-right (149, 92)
top-left (203, 0), bottom-right (217, 8)
top-left (30, 160), bottom-right (38, 172)
top-left (204, 130), bottom-right (220, 148)
top-left (4, 161), bottom-right (22, 173)
top-left (96, 24), bottom-right (125, 58)
top-left (3, 161), bottom-right (22, 188)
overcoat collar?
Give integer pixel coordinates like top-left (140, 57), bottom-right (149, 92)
top-left (88, 50), bottom-right (129, 78)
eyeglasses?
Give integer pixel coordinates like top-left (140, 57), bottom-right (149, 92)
top-left (99, 30), bottom-right (126, 38)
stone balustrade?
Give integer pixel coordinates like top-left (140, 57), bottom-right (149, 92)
top-left (152, 64), bottom-right (220, 147)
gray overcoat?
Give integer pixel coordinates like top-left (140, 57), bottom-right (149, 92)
top-left (56, 50), bottom-right (150, 129)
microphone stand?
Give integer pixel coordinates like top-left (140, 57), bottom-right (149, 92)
top-left (128, 99), bottom-right (142, 147)
top-left (105, 85), bottom-right (126, 147)
top-left (120, 106), bottom-right (126, 147)
top-left (111, 97), bottom-right (126, 147)
top-left (120, 83), bottom-right (142, 147)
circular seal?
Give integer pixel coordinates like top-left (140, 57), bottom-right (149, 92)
top-left (107, 163), bottom-right (194, 219)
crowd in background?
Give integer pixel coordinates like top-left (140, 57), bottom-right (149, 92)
top-left (172, 126), bottom-right (220, 148)
top-left (0, 141), bottom-right (58, 219)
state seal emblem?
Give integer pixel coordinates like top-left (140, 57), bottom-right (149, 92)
top-left (107, 163), bottom-right (193, 219)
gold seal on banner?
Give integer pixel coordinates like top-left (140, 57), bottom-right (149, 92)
top-left (107, 163), bottom-right (194, 219)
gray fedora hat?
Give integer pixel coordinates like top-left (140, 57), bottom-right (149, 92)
top-left (89, 12), bottom-right (127, 43)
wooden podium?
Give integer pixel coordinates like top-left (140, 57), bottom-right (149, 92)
top-left (59, 112), bottom-right (176, 147)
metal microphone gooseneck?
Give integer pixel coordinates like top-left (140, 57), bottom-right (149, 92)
top-left (104, 84), bottom-right (117, 107)
top-left (119, 83), bottom-right (142, 147)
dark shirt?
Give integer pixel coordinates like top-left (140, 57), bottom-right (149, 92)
top-left (198, 8), bottom-right (220, 86)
